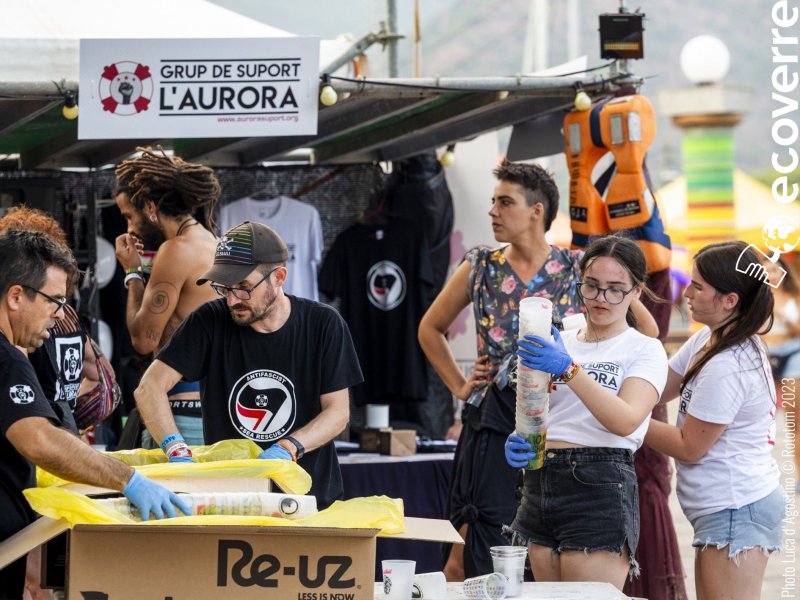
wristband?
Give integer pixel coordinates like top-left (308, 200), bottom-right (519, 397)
top-left (166, 442), bottom-right (193, 461)
top-left (282, 435), bottom-right (305, 459)
top-left (560, 361), bottom-right (581, 383)
top-left (276, 440), bottom-right (297, 462)
top-left (160, 433), bottom-right (185, 453)
top-left (123, 272), bottom-right (144, 289)
top-left (125, 266), bottom-right (144, 275)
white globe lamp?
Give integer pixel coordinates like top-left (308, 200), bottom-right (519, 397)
top-left (680, 35), bottom-right (731, 85)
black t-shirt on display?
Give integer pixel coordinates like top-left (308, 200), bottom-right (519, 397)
top-left (157, 296), bottom-right (363, 509)
top-left (0, 333), bottom-right (60, 548)
top-left (318, 218), bottom-right (434, 406)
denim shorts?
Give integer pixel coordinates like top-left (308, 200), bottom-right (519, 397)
top-left (691, 485), bottom-right (785, 560)
top-left (506, 447), bottom-right (640, 576)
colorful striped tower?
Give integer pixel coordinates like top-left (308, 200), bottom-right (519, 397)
top-left (674, 113), bottom-right (741, 259)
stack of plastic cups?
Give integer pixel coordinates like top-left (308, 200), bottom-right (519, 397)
top-left (99, 491), bottom-right (317, 521)
top-left (489, 546), bottom-right (527, 597)
top-left (515, 297), bottom-right (553, 470)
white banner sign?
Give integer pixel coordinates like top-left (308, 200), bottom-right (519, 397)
top-left (78, 37), bottom-right (320, 140)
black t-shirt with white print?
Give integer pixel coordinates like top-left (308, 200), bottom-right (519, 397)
top-left (157, 296), bottom-right (363, 509)
top-left (0, 333), bottom-right (61, 545)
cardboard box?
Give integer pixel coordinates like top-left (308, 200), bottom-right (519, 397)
top-left (0, 478), bottom-right (461, 600)
top-left (69, 523), bottom-right (376, 599)
top-left (57, 516), bottom-right (456, 600)
top-left (359, 429), bottom-right (416, 456)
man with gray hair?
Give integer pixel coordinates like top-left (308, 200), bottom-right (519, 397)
top-left (0, 229), bottom-right (188, 598)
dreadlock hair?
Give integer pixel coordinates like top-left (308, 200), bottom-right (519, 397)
top-left (492, 159), bottom-right (560, 232)
top-left (679, 241), bottom-right (775, 395)
top-left (115, 146), bottom-right (221, 230)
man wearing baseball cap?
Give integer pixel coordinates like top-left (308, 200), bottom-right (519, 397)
top-left (133, 221), bottom-right (363, 508)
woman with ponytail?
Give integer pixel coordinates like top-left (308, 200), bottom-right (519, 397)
top-left (645, 241), bottom-right (784, 600)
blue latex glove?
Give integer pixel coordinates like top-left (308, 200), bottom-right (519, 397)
top-left (505, 433), bottom-right (536, 468)
top-left (168, 454), bottom-right (195, 464)
top-left (258, 444), bottom-right (293, 461)
top-left (517, 324), bottom-right (572, 376)
top-left (122, 471), bottom-right (191, 521)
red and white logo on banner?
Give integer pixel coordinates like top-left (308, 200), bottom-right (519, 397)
top-left (99, 61), bottom-right (153, 116)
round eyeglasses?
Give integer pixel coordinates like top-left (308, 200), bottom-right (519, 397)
top-left (577, 281), bottom-right (636, 305)
top-left (210, 267), bottom-right (279, 301)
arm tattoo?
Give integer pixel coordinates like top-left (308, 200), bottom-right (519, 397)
top-left (146, 281), bottom-right (179, 315)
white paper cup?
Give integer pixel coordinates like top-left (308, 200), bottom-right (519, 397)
top-left (462, 572), bottom-right (507, 599)
top-left (489, 546), bottom-right (527, 598)
top-left (382, 559), bottom-right (416, 599)
top-left (412, 571), bottom-right (447, 598)
top-left (367, 403), bottom-right (390, 428)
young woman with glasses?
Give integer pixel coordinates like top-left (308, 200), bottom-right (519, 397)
top-left (504, 235), bottom-right (668, 590)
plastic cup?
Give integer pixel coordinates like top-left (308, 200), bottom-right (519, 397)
top-left (489, 547), bottom-right (527, 598)
top-left (382, 559), bottom-right (416, 599)
top-left (367, 404), bottom-right (390, 428)
top-left (518, 297), bottom-right (553, 338)
top-left (412, 571), bottom-right (447, 598)
top-left (462, 573), bottom-right (507, 599)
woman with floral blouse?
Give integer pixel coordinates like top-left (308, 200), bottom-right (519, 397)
top-left (419, 160), bottom-right (657, 580)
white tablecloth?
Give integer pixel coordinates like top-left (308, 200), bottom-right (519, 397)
top-left (372, 581), bottom-right (635, 599)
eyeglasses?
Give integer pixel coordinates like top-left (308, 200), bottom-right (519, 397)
top-left (210, 268), bottom-right (279, 300)
top-left (577, 281), bottom-right (636, 305)
top-left (21, 285), bottom-right (68, 312)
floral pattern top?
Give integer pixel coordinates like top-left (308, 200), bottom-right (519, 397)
top-left (465, 245), bottom-right (584, 407)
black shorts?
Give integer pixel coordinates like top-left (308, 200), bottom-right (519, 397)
top-left (508, 447), bottom-right (641, 577)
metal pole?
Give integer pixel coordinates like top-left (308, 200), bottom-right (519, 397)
top-left (387, 0), bottom-right (399, 77)
top-left (567, 0), bottom-right (580, 60)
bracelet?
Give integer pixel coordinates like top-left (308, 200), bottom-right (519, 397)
top-left (160, 433), bottom-right (184, 452)
top-left (125, 266), bottom-right (144, 275)
top-left (560, 361), bottom-right (581, 383)
top-left (123, 272), bottom-right (143, 289)
top-left (166, 443), bottom-right (193, 461)
top-left (282, 435), bottom-right (305, 459)
top-left (276, 440), bottom-right (298, 462)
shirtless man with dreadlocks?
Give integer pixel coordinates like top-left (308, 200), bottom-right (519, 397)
top-left (114, 147), bottom-right (219, 449)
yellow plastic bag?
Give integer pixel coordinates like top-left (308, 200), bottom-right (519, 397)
top-left (24, 488), bottom-right (405, 535)
top-left (296, 496), bottom-right (405, 534)
top-left (23, 488), bottom-right (136, 525)
top-left (38, 459), bottom-right (311, 496)
top-left (107, 439), bottom-right (263, 466)
top-left (36, 438), bottom-right (311, 495)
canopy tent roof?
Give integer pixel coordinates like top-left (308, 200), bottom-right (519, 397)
top-left (658, 170), bottom-right (800, 249)
top-left (0, 1), bottom-right (625, 169)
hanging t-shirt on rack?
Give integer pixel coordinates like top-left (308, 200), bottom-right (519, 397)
top-left (319, 216), bottom-right (434, 406)
top-left (218, 195), bottom-right (323, 300)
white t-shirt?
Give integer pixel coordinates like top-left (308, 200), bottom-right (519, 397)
top-left (218, 196), bottom-right (324, 300)
top-left (547, 328), bottom-right (668, 452)
top-left (669, 327), bottom-right (780, 521)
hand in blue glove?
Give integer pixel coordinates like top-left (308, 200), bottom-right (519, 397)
top-left (168, 454), bottom-right (195, 464)
top-left (122, 471), bottom-right (191, 521)
top-left (517, 324), bottom-right (572, 376)
top-left (505, 433), bottom-right (536, 469)
top-left (258, 444), bottom-right (293, 461)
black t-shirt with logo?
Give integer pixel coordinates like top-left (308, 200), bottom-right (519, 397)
top-left (28, 304), bottom-right (85, 433)
top-left (156, 296), bottom-right (363, 509)
top-left (318, 218), bottom-right (434, 406)
top-left (0, 333), bottom-right (60, 549)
